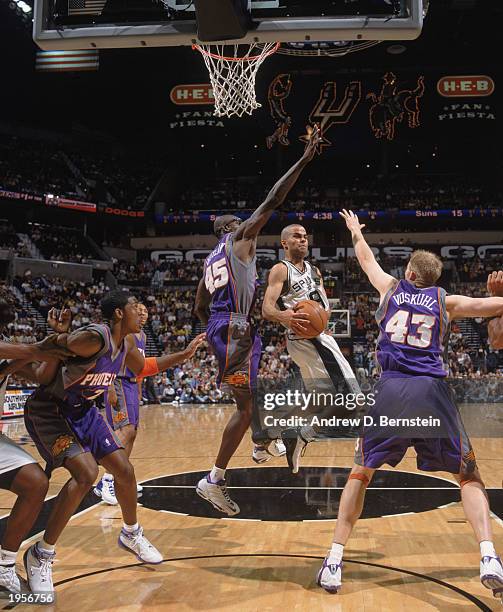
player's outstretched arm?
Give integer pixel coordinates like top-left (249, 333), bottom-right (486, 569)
top-left (234, 125), bottom-right (321, 245)
top-left (126, 334), bottom-right (206, 378)
top-left (194, 278), bottom-right (211, 325)
top-left (339, 209), bottom-right (396, 298)
top-left (154, 333), bottom-right (206, 372)
top-left (487, 270), bottom-right (503, 348)
top-left (446, 295), bottom-right (503, 320)
top-left (262, 264), bottom-right (310, 335)
top-left (0, 336), bottom-right (71, 362)
top-left (0, 307), bottom-right (75, 379)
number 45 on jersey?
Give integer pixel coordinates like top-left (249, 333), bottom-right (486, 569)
top-left (205, 258), bottom-right (229, 294)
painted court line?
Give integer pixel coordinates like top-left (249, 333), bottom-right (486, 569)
top-left (142, 485), bottom-right (474, 491)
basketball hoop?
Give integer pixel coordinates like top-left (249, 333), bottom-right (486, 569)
top-left (192, 42), bottom-right (280, 118)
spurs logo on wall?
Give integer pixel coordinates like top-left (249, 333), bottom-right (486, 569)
top-left (266, 74), bottom-right (293, 149)
top-left (304, 81), bottom-right (362, 150)
top-left (367, 72), bottom-right (425, 140)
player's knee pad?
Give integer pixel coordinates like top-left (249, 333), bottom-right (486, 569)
top-left (348, 473), bottom-right (371, 487)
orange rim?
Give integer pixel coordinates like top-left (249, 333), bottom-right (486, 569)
top-left (192, 42), bottom-right (280, 62)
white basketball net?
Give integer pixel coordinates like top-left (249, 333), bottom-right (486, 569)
top-left (193, 42), bottom-right (279, 118)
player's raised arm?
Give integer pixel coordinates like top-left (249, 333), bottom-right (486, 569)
top-left (234, 125), bottom-right (321, 244)
top-left (486, 270), bottom-right (503, 349)
top-left (262, 263), bottom-right (310, 335)
top-left (194, 277), bottom-right (211, 326)
top-left (446, 294), bottom-right (503, 320)
top-left (339, 209), bottom-right (396, 298)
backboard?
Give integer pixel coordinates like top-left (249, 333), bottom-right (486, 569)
top-left (34, 0), bottom-right (425, 50)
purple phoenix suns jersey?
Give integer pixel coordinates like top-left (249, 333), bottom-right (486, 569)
top-left (204, 232), bottom-right (258, 318)
top-left (42, 323), bottom-right (128, 413)
top-left (376, 279), bottom-right (450, 378)
top-left (123, 330), bottom-right (146, 378)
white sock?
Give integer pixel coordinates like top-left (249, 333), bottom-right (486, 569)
top-left (328, 542), bottom-right (344, 564)
top-left (0, 549), bottom-right (17, 565)
top-left (103, 473), bottom-right (114, 481)
top-left (480, 540), bottom-right (496, 558)
top-left (123, 522), bottom-right (139, 534)
top-left (38, 539), bottom-right (55, 554)
top-left (210, 465), bottom-right (226, 483)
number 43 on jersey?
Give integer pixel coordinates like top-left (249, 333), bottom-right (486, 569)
top-left (385, 309), bottom-right (435, 348)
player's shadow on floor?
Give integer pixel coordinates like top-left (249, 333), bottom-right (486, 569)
top-left (45, 559), bottom-right (491, 612)
top-left (371, 569), bottom-right (494, 611)
top-left (198, 559), bottom-right (492, 609)
top-left (58, 523), bottom-right (246, 574)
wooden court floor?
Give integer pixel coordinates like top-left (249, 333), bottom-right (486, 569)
top-left (0, 403), bottom-right (502, 611)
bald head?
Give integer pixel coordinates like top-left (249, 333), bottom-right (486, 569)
top-left (280, 224), bottom-right (308, 261)
top-left (281, 224), bottom-right (306, 241)
top-left (214, 215), bottom-right (242, 238)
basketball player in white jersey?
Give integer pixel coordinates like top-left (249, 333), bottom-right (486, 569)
top-left (261, 224), bottom-right (361, 472)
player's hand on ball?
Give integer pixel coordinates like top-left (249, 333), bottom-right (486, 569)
top-left (487, 270), bottom-right (503, 297)
top-left (279, 309), bottom-right (310, 334)
top-left (47, 307), bottom-right (72, 333)
top-left (339, 209), bottom-right (366, 234)
top-left (183, 333), bottom-right (206, 359)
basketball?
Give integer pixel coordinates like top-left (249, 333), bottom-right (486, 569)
top-left (293, 299), bottom-right (329, 338)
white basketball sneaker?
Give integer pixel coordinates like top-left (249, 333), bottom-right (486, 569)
top-left (317, 556), bottom-right (343, 594)
top-left (118, 526), bottom-right (163, 564)
top-left (101, 476), bottom-right (118, 506)
top-left (23, 544), bottom-right (55, 594)
top-left (196, 475), bottom-right (240, 516)
top-left (480, 555), bottom-right (503, 598)
top-left (0, 564), bottom-right (21, 594)
top-left (252, 439), bottom-right (286, 464)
